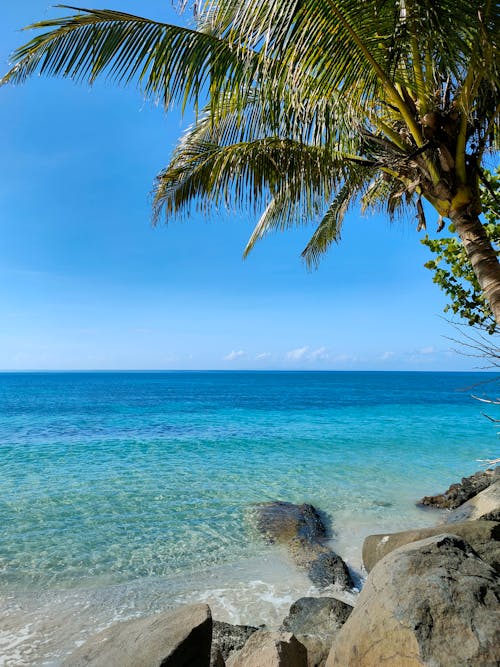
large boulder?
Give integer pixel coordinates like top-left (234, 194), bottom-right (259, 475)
top-left (418, 467), bottom-right (498, 509)
top-left (362, 519), bottom-right (500, 573)
top-left (326, 535), bottom-right (500, 667)
top-left (254, 502), bottom-right (354, 589)
top-left (62, 604), bottom-right (212, 667)
top-left (445, 479), bottom-right (500, 523)
top-left (281, 597), bottom-right (353, 667)
top-left (225, 631), bottom-right (307, 667)
top-left (210, 621), bottom-right (258, 667)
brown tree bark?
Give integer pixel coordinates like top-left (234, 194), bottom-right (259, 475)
top-left (451, 211), bottom-right (500, 327)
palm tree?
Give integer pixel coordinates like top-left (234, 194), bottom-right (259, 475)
top-left (3, 2), bottom-right (500, 321)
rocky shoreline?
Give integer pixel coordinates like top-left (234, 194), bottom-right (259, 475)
top-left (63, 467), bottom-right (500, 666)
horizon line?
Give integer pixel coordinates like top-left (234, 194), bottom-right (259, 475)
top-left (0, 368), bottom-right (495, 374)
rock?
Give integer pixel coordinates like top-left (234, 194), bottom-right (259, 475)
top-left (307, 548), bottom-right (353, 589)
top-left (362, 520), bottom-right (500, 573)
top-left (62, 604), bottom-right (212, 667)
top-left (254, 502), bottom-right (354, 589)
top-left (281, 597), bottom-right (353, 667)
top-left (326, 535), bottom-right (500, 667)
top-left (418, 467), bottom-right (498, 509)
top-left (445, 479), bottom-right (500, 523)
top-left (254, 502), bottom-right (326, 544)
top-left (287, 537), bottom-right (353, 589)
top-left (211, 651), bottom-right (225, 667)
top-left (281, 597), bottom-right (353, 635)
top-left (210, 621), bottom-right (258, 666)
top-left (226, 631), bottom-right (307, 667)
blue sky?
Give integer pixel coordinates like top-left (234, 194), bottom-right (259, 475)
top-left (0, 1), bottom-right (489, 371)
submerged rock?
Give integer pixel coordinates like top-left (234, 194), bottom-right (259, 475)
top-left (362, 519), bottom-right (500, 573)
top-left (62, 603), bottom-right (212, 667)
top-left (418, 467), bottom-right (498, 509)
top-left (254, 501), bottom-right (327, 544)
top-left (281, 597), bottom-right (353, 667)
top-left (253, 502), bottom-right (354, 590)
top-left (327, 534), bottom-right (500, 666)
top-left (210, 621), bottom-right (258, 666)
top-left (225, 630), bottom-right (307, 667)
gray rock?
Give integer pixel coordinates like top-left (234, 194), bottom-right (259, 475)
top-left (418, 467), bottom-right (498, 509)
top-left (326, 535), bottom-right (500, 666)
top-left (362, 519), bottom-right (500, 573)
top-left (281, 597), bottom-right (353, 636)
top-left (254, 502), bottom-right (326, 544)
top-left (62, 604), bottom-right (212, 667)
top-left (281, 597), bottom-right (352, 667)
top-left (211, 651), bottom-right (225, 667)
top-left (254, 502), bottom-right (354, 589)
top-left (210, 621), bottom-right (258, 666)
top-left (226, 631), bottom-right (307, 667)
top-left (306, 549), bottom-right (353, 589)
top-left (445, 479), bottom-right (500, 523)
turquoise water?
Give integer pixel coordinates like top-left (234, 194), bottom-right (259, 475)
top-left (0, 371), bottom-right (498, 664)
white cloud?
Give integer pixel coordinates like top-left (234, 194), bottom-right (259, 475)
top-left (332, 353), bottom-right (359, 363)
top-left (255, 352), bottom-right (272, 360)
top-left (417, 346), bottom-right (435, 355)
top-left (286, 346), bottom-right (310, 360)
top-left (224, 349), bottom-right (246, 361)
top-left (309, 346), bottom-right (330, 361)
top-left (380, 351), bottom-right (396, 361)
top-left (285, 345), bottom-right (335, 364)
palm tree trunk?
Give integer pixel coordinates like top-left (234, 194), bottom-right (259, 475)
top-left (451, 211), bottom-right (500, 326)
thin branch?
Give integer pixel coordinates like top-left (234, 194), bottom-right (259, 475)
top-left (472, 394), bottom-right (500, 404)
top-left (481, 412), bottom-right (500, 422)
top-left (477, 457), bottom-right (500, 466)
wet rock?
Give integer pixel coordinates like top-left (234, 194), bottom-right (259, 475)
top-left (254, 502), bottom-right (326, 544)
top-left (445, 479), bottom-right (500, 523)
top-left (362, 519), bottom-right (500, 573)
top-left (371, 500), bottom-right (393, 507)
top-left (418, 467), bottom-right (498, 509)
top-left (63, 604), bottom-right (212, 667)
top-left (226, 630), bottom-right (307, 667)
top-left (254, 502), bottom-right (354, 589)
top-left (304, 546), bottom-right (353, 589)
top-left (210, 621), bottom-right (258, 666)
top-left (281, 597), bottom-right (353, 667)
top-left (327, 535), bottom-right (500, 667)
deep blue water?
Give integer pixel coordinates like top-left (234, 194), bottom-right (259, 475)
top-left (0, 371), bottom-right (498, 592)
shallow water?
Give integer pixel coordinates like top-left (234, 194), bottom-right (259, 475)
top-left (0, 371), bottom-right (496, 664)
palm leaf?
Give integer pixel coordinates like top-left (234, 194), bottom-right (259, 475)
top-left (153, 131), bottom-right (345, 223)
top-left (3, 0), bottom-right (499, 274)
top-left (302, 165), bottom-right (376, 268)
top-left (1, 6), bottom-right (259, 111)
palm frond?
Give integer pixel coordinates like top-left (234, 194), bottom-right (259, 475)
top-left (242, 190), bottom-right (303, 258)
top-left (153, 127), bottom-right (345, 224)
top-left (1, 6), bottom-right (258, 111)
top-left (3, 0), bottom-right (500, 271)
top-left (302, 164), bottom-right (376, 268)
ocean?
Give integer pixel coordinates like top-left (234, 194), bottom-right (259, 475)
top-left (0, 371), bottom-right (497, 665)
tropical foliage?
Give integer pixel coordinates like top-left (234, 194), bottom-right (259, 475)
top-left (423, 167), bottom-right (500, 334)
top-left (2, 1), bottom-right (500, 319)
